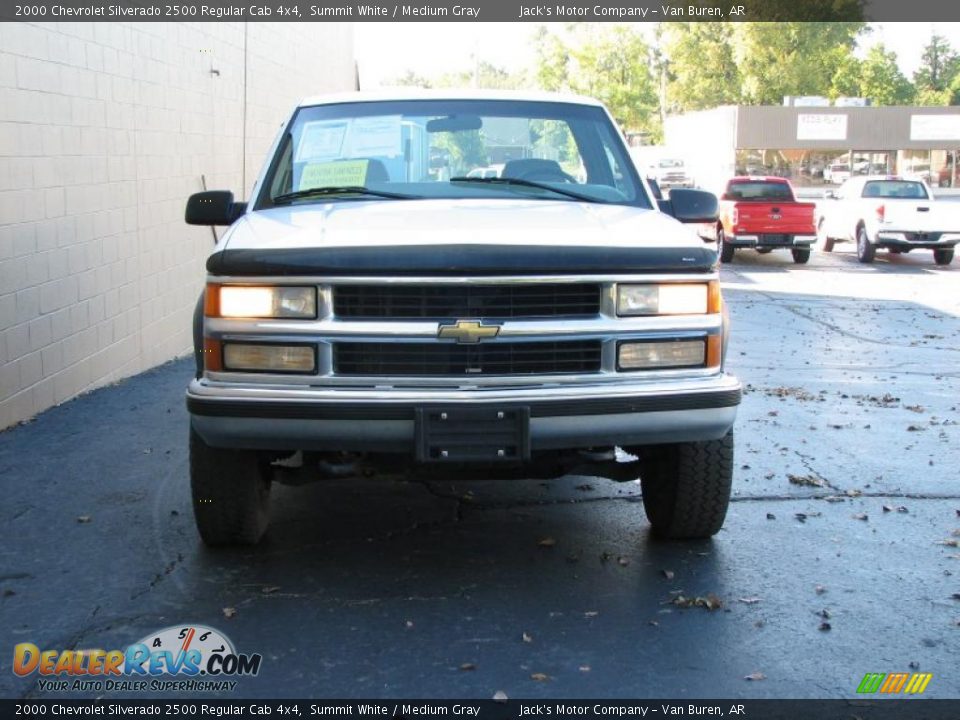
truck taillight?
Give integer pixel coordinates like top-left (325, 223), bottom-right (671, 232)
top-left (875, 204), bottom-right (885, 222)
top-left (731, 207), bottom-right (739, 225)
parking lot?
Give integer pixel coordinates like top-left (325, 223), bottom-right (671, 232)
top-left (1, 246), bottom-right (958, 700)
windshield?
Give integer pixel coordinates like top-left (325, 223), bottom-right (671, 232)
top-left (725, 181), bottom-right (794, 201)
top-left (862, 180), bottom-right (929, 199)
top-left (257, 99), bottom-right (649, 209)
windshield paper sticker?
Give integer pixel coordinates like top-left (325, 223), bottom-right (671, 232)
top-left (299, 160), bottom-right (369, 190)
top-left (347, 116), bottom-right (402, 158)
top-left (296, 120), bottom-right (349, 163)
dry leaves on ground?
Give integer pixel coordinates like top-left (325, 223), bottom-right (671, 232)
top-left (744, 672), bottom-right (766, 681)
top-left (672, 594), bottom-right (723, 610)
top-left (222, 607), bottom-right (237, 619)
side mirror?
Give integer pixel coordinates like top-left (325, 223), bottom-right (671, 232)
top-left (661, 188), bottom-right (718, 224)
top-left (185, 191), bottom-right (246, 226)
top-left (823, 190), bottom-right (836, 200)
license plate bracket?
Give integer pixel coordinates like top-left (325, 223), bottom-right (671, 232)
top-left (416, 406), bottom-right (530, 463)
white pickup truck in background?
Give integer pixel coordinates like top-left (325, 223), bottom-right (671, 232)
top-left (817, 176), bottom-right (960, 265)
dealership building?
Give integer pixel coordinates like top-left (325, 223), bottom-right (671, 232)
top-left (663, 105), bottom-right (960, 195)
top-left (0, 23), bottom-right (357, 429)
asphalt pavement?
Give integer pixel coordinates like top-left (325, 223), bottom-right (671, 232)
top-left (1, 246), bottom-right (958, 700)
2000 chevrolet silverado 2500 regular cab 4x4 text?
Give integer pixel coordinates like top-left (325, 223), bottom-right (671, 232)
top-left (184, 91), bottom-right (741, 546)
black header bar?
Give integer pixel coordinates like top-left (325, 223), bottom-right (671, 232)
top-left (3, 700), bottom-right (960, 720)
top-left (2, 0), bottom-right (960, 22)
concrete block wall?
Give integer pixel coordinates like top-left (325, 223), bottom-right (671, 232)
top-left (0, 22), bottom-right (356, 429)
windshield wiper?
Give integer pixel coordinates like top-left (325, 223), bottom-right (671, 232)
top-left (449, 176), bottom-right (605, 203)
top-left (272, 186), bottom-right (421, 204)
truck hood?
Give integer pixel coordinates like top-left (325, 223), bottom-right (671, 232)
top-left (208, 199), bottom-right (717, 276)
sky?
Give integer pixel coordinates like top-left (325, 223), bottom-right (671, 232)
top-left (355, 22), bottom-right (960, 89)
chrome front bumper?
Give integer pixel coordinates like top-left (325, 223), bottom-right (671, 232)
top-left (187, 374), bottom-right (741, 453)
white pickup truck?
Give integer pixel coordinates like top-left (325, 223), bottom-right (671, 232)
top-left (183, 90), bottom-right (740, 546)
top-left (818, 176), bottom-right (959, 265)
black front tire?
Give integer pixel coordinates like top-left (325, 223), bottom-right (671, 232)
top-left (718, 228), bottom-right (734, 263)
top-left (791, 248), bottom-right (811, 264)
top-left (934, 249), bottom-right (954, 266)
top-left (639, 432), bottom-right (734, 539)
top-left (190, 427), bottom-right (272, 546)
top-left (856, 226), bottom-right (876, 264)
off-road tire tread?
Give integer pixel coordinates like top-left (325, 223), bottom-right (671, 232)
top-left (641, 432), bottom-right (734, 539)
top-left (719, 228), bottom-right (734, 263)
top-left (856, 226), bottom-right (875, 264)
top-left (792, 248), bottom-right (811, 264)
top-left (934, 249), bottom-right (954, 266)
top-left (190, 427), bottom-right (271, 546)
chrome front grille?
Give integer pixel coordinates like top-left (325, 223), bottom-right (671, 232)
top-left (333, 283), bottom-right (602, 319)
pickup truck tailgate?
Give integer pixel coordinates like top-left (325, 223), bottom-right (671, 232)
top-left (733, 202), bottom-right (816, 234)
top-left (881, 201), bottom-right (959, 232)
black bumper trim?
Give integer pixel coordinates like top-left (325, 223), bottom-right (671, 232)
top-left (186, 388), bottom-right (742, 421)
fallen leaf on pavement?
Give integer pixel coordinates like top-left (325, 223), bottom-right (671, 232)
top-left (789, 474), bottom-right (825, 487)
top-left (661, 570), bottom-right (675, 580)
top-left (77, 515), bottom-right (92, 523)
top-left (460, 663), bottom-right (476, 671)
top-left (522, 632), bottom-right (533, 643)
top-left (739, 597), bottom-right (761, 605)
top-left (538, 537), bottom-right (556, 548)
top-left (744, 672), bottom-right (766, 681)
top-left (852, 513), bottom-right (869, 521)
top-left (815, 585), bottom-right (827, 595)
top-left (672, 594), bottom-right (723, 610)
top-left (766, 513), bottom-right (776, 520)
top-left (617, 556), bottom-right (630, 567)
top-left (819, 622), bottom-right (832, 631)
top-left (222, 607), bottom-right (237, 619)
top-left (530, 673), bottom-right (549, 682)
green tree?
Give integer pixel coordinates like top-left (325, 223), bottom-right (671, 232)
top-left (858, 45), bottom-right (914, 105)
top-left (731, 22), bottom-right (867, 104)
top-left (829, 54), bottom-right (862, 99)
top-left (392, 70), bottom-right (432, 88)
top-left (533, 25), bottom-right (659, 137)
top-left (913, 34), bottom-right (959, 95)
top-left (662, 23), bottom-right (742, 112)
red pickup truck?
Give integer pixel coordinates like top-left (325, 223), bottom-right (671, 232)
top-left (717, 177), bottom-right (817, 264)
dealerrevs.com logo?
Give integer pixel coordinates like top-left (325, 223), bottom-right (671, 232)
top-left (13, 624), bottom-right (262, 693)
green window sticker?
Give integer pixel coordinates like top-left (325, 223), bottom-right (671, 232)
top-left (299, 160), bottom-right (370, 190)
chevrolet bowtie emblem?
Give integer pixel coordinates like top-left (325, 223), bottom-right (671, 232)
top-left (438, 320), bottom-right (501, 344)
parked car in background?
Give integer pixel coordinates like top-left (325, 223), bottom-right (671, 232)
top-left (716, 177), bottom-right (817, 264)
top-left (653, 158), bottom-right (694, 189)
top-left (818, 176), bottom-right (959, 265)
top-left (466, 164), bottom-right (504, 179)
top-left (824, 163), bottom-right (851, 185)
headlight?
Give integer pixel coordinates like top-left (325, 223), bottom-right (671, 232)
top-left (617, 282), bottom-right (718, 316)
top-left (222, 343), bottom-right (316, 373)
top-left (618, 340), bottom-right (705, 370)
top-left (207, 284), bottom-right (317, 319)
